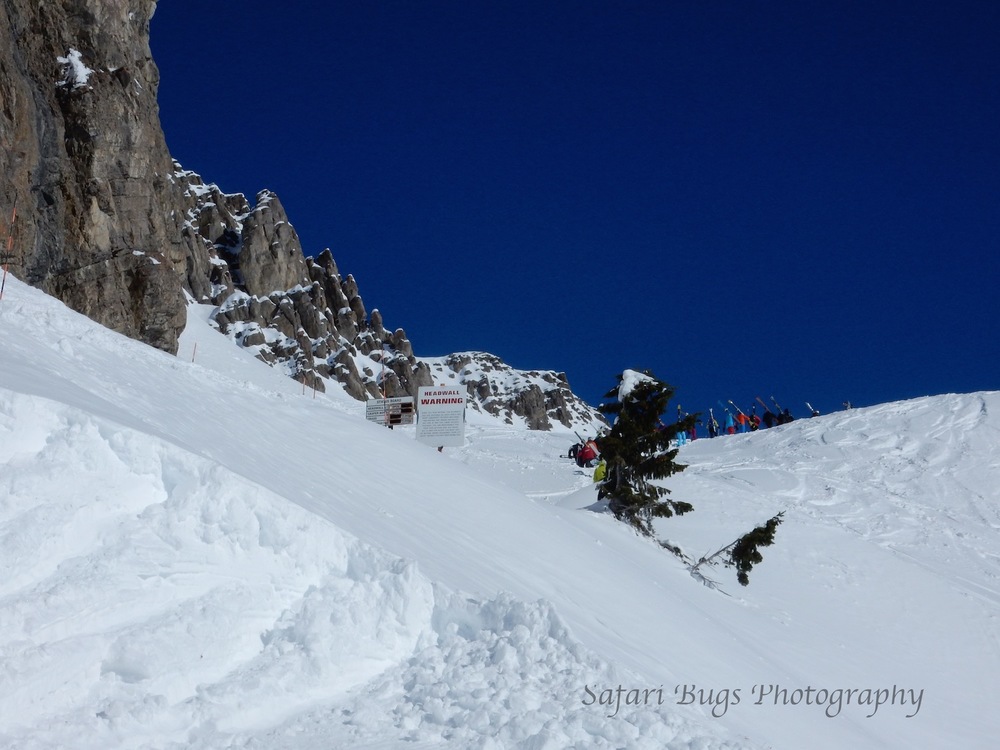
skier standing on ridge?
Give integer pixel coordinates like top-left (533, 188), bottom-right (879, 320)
top-left (707, 409), bottom-right (720, 438)
top-left (725, 408), bottom-right (736, 435)
top-left (736, 409), bottom-right (748, 433)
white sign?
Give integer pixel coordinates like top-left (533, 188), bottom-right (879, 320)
top-left (365, 396), bottom-right (415, 427)
top-left (416, 386), bottom-right (466, 447)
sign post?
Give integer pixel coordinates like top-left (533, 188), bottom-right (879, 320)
top-left (415, 386), bottom-right (466, 448)
top-left (365, 396), bottom-right (415, 427)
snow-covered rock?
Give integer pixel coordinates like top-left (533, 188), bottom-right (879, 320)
top-left (421, 351), bottom-right (606, 432)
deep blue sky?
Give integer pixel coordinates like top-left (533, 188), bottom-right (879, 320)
top-left (150, 1), bottom-right (998, 419)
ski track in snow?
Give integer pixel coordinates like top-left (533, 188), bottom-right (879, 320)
top-left (1, 277), bottom-right (999, 749)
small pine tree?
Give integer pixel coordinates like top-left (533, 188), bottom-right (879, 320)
top-left (728, 512), bottom-right (784, 586)
top-left (597, 370), bottom-right (699, 536)
top-left (689, 512), bottom-right (785, 587)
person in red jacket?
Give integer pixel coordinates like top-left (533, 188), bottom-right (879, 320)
top-left (576, 439), bottom-right (600, 468)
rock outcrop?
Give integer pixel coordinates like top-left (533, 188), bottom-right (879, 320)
top-left (174, 172), bottom-right (434, 398)
top-left (0, 0), bottom-right (190, 352)
top-left (422, 352), bottom-right (607, 432)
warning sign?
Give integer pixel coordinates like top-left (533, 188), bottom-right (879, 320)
top-left (416, 386), bottom-right (466, 447)
top-left (365, 396), bottom-right (415, 427)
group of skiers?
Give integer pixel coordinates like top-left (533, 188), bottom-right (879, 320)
top-left (568, 435), bottom-right (608, 483)
top-left (679, 397), bottom-right (821, 444)
top-left (566, 397), bottom-right (833, 468)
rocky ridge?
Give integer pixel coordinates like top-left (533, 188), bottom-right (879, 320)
top-left (423, 352), bottom-right (607, 432)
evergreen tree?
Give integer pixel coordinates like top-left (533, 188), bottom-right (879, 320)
top-left (690, 512), bottom-right (784, 587)
top-left (597, 370), bottom-right (698, 536)
top-left (729, 512), bottom-right (784, 585)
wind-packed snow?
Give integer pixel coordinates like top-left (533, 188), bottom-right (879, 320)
top-left (1, 275), bottom-right (998, 749)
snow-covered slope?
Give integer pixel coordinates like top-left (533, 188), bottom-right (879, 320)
top-left (1, 276), bottom-right (998, 749)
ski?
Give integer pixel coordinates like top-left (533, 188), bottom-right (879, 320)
top-left (707, 407), bottom-right (720, 436)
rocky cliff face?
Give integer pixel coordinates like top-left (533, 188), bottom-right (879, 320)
top-left (0, 0), bottom-right (188, 351)
top-left (0, 0), bottom-right (602, 430)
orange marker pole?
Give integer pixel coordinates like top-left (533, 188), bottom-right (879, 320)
top-left (0, 200), bottom-right (16, 302)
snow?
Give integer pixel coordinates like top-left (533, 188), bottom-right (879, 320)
top-left (1, 275), bottom-right (998, 749)
top-left (616, 368), bottom-right (656, 401)
top-left (131, 250), bottom-right (160, 266)
top-left (56, 48), bottom-right (93, 89)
